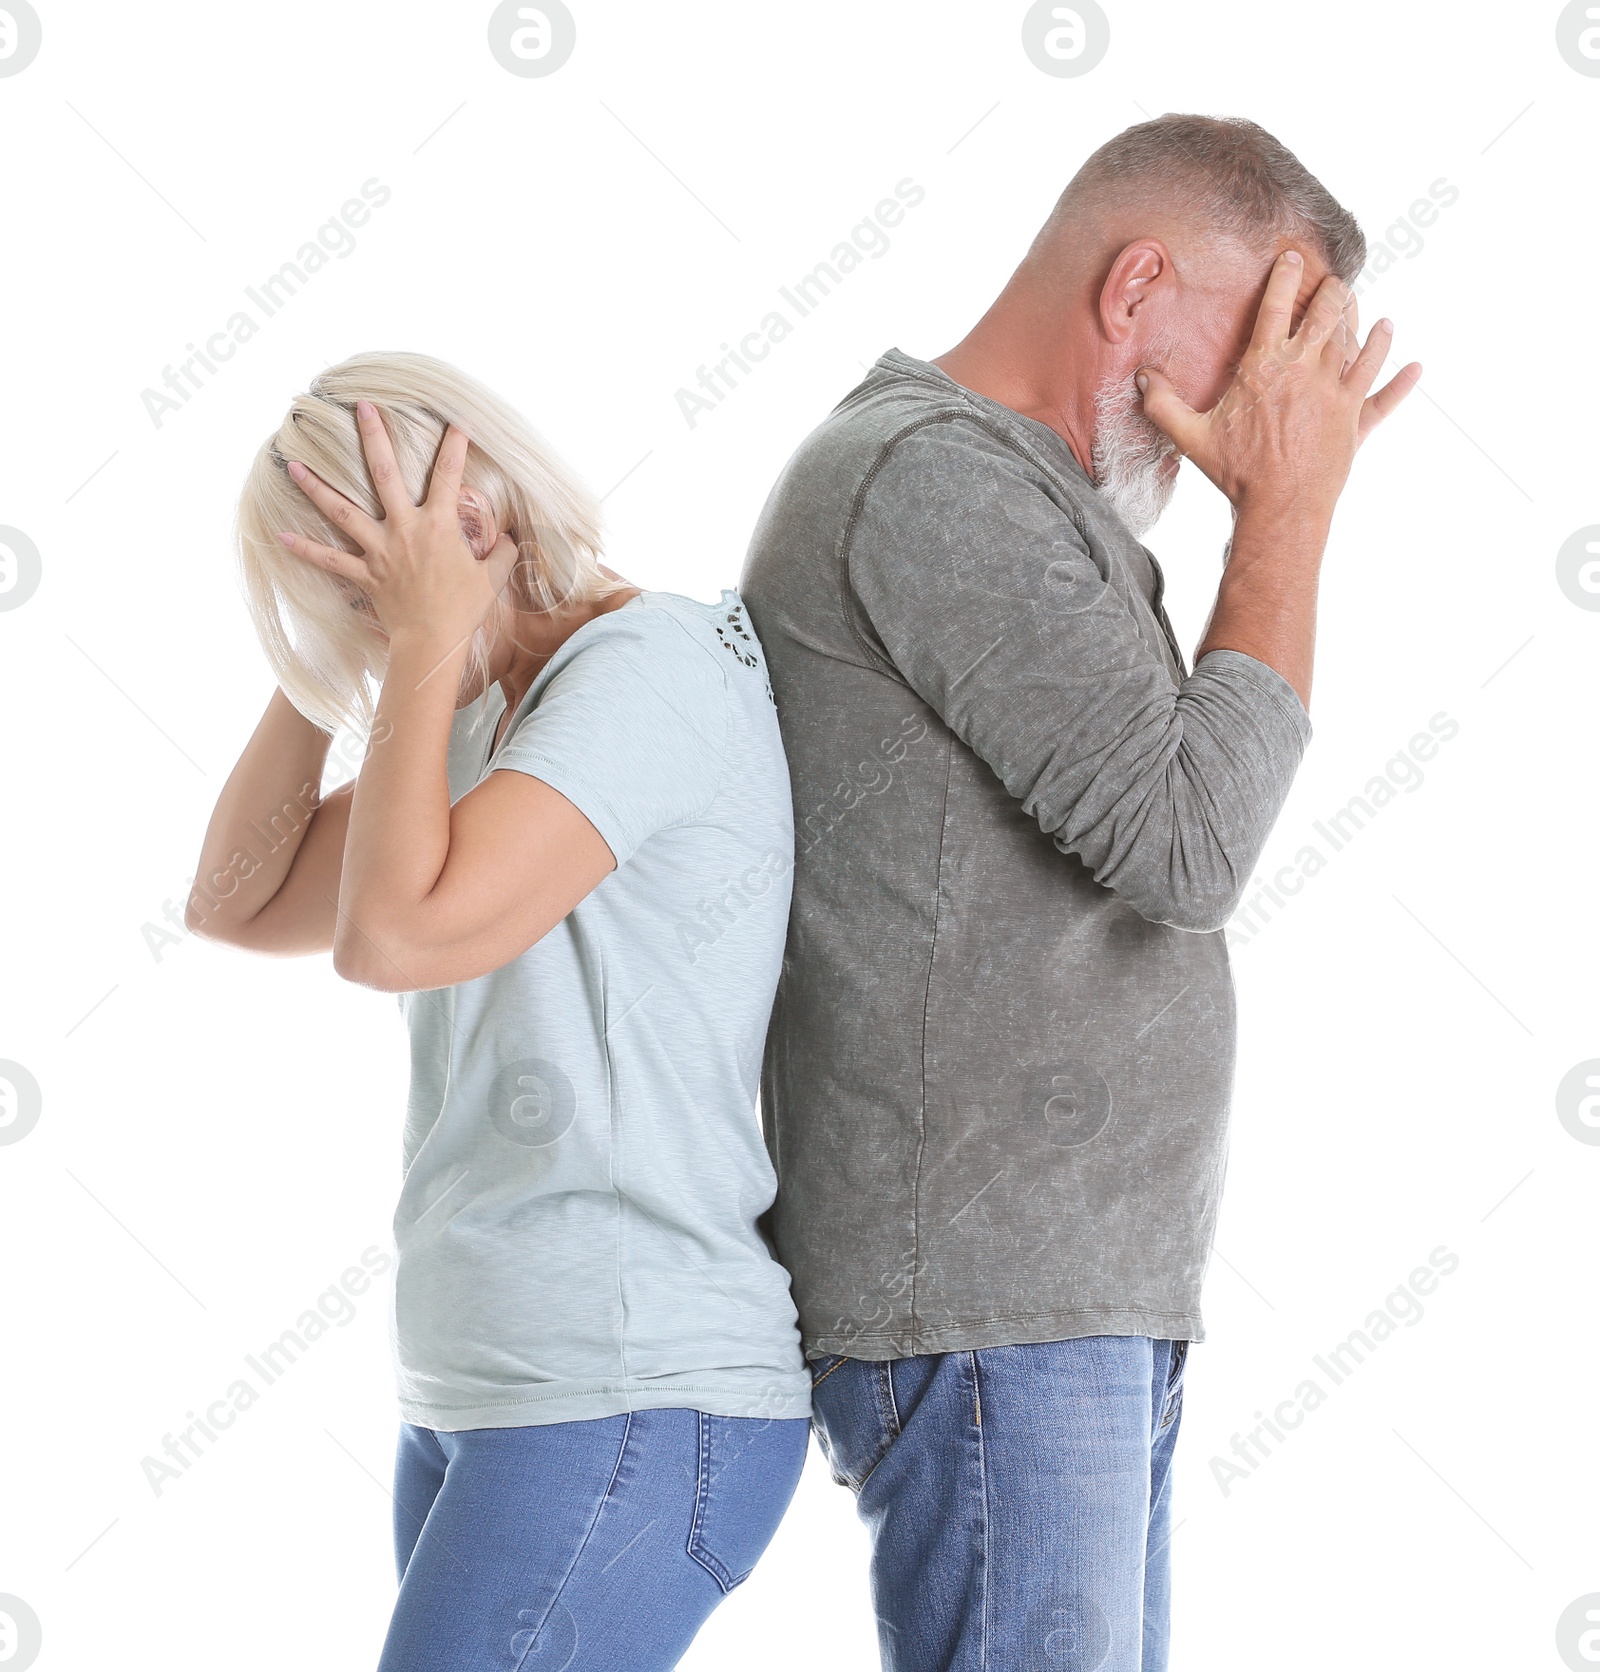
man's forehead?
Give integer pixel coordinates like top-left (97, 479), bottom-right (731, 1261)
top-left (1281, 244), bottom-right (1333, 305)
top-left (1233, 244), bottom-right (1337, 332)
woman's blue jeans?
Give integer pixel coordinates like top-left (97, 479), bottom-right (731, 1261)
top-left (809, 1335), bottom-right (1187, 1672)
top-left (377, 1408), bottom-right (809, 1671)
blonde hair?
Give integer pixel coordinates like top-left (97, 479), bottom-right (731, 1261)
top-left (236, 351), bottom-right (619, 735)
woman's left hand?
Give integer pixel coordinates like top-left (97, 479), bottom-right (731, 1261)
top-left (277, 399), bottom-right (516, 650)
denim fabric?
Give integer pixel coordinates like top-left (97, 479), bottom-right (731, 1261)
top-left (809, 1335), bottom-right (1187, 1671)
top-left (377, 1409), bottom-right (808, 1671)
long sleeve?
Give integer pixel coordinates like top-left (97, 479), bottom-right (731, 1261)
top-left (845, 419), bottom-right (1311, 933)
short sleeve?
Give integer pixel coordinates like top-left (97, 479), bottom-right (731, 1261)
top-left (490, 611), bottom-right (729, 867)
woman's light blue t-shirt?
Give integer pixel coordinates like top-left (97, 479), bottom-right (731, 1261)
top-left (393, 589), bottom-right (809, 1429)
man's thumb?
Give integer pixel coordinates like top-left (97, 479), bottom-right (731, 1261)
top-left (1136, 367), bottom-right (1199, 454)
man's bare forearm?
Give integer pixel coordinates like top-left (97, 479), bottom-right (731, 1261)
top-left (1141, 250), bottom-right (1420, 713)
top-left (1194, 505), bottom-right (1332, 710)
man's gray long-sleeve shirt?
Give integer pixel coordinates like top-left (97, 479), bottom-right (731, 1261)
top-left (740, 349), bottom-right (1312, 1360)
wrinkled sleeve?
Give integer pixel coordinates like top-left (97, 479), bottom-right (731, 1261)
top-left (846, 421), bottom-right (1311, 932)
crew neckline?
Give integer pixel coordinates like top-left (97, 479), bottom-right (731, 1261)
top-left (472, 588), bottom-right (740, 772)
top-left (475, 595), bottom-right (645, 770)
top-left (874, 347), bottom-right (1094, 488)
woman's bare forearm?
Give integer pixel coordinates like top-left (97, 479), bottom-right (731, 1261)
top-left (331, 631), bottom-right (466, 980)
top-left (186, 688), bottom-right (349, 953)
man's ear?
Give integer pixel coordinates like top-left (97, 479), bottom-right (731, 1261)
top-left (1098, 240), bottom-right (1170, 343)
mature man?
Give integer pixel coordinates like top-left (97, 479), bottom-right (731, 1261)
top-left (740, 115), bottom-right (1419, 1670)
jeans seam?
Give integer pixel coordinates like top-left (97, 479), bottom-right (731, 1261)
top-left (846, 1363), bottom-right (904, 1494)
top-left (1160, 1340), bottom-right (1188, 1430)
top-left (810, 1356), bottom-right (850, 1390)
top-left (688, 1413), bottom-right (726, 1591)
top-left (972, 1352), bottom-right (990, 1672)
top-left (881, 1359), bottom-right (903, 1439)
top-left (855, 1452), bottom-right (889, 1491)
top-left (687, 1414), bottom-right (753, 1594)
top-left (395, 1426), bottom-right (448, 1582)
top-left (510, 1412), bottom-right (633, 1671)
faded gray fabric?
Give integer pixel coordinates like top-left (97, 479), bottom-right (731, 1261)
top-left (740, 348), bottom-right (1311, 1360)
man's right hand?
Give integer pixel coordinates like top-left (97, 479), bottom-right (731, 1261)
top-left (1131, 248), bottom-right (1422, 711)
top-left (1136, 248), bottom-right (1421, 523)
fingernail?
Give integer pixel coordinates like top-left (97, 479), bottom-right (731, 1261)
top-left (356, 399), bottom-right (375, 419)
top-left (1284, 249), bottom-right (1303, 265)
top-left (287, 459), bottom-right (306, 481)
top-left (276, 531), bottom-right (295, 547)
top-left (1378, 318), bottom-right (1393, 332)
top-left (1136, 372), bottom-right (1149, 393)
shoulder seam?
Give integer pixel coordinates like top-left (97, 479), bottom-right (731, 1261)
top-left (511, 604), bottom-right (731, 835)
top-left (836, 408), bottom-right (1093, 673)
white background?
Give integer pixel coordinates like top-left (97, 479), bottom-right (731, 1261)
top-left (1, 1), bottom-right (1596, 1668)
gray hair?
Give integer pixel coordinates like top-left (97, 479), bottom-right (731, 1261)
top-left (1046, 114), bottom-right (1366, 283)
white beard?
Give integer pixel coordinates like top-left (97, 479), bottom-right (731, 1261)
top-left (1091, 361), bottom-right (1180, 538)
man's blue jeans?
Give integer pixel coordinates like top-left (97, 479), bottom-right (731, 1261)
top-left (376, 1408), bottom-right (809, 1671)
top-left (808, 1336), bottom-right (1187, 1672)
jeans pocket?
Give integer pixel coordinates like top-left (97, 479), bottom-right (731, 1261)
top-left (1160, 1339), bottom-right (1189, 1429)
top-left (809, 1353), bottom-right (849, 1388)
top-left (808, 1357), bottom-right (900, 1492)
top-left (687, 1414), bottom-right (807, 1594)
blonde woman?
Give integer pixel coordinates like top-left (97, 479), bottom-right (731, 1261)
top-left (189, 354), bottom-right (809, 1671)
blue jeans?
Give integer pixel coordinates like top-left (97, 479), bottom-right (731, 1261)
top-left (377, 1409), bottom-right (809, 1671)
top-left (809, 1336), bottom-right (1187, 1672)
